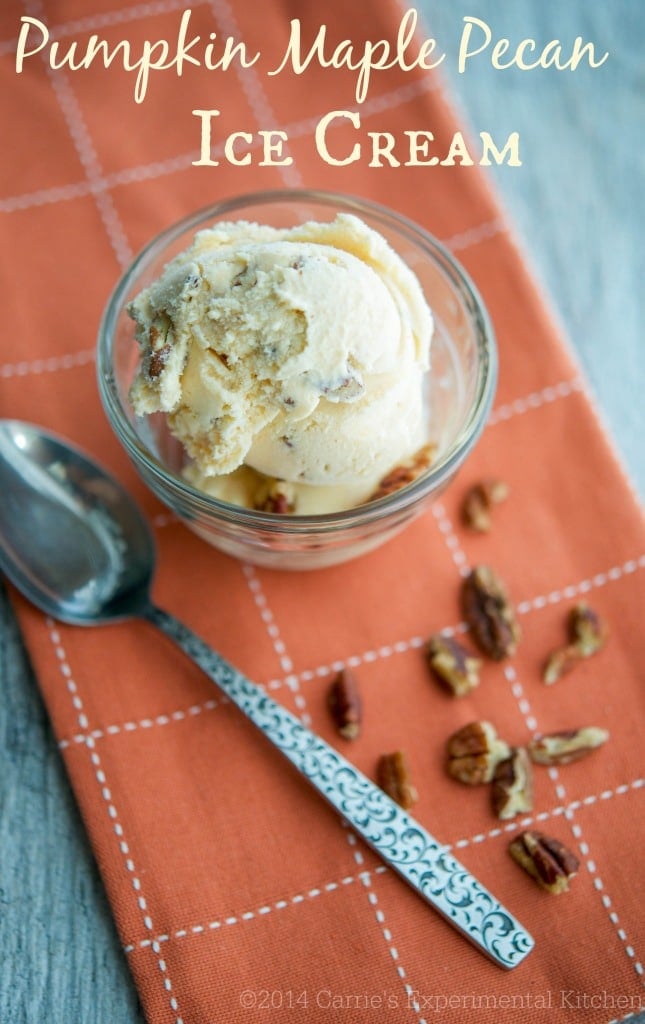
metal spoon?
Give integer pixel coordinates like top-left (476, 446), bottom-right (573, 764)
top-left (0, 420), bottom-right (533, 969)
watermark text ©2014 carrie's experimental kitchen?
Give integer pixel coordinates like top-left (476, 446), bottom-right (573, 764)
top-left (13, 8), bottom-right (609, 169)
top-left (237, 987), bottom-right (644, 1013)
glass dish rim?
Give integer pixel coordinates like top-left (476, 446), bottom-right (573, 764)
top-left (97, 187), bottom-right (497, 534)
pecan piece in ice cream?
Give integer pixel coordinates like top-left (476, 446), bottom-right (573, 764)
top-left (377, 750), bottom-right (418, 809)
top-left (253, 479), bottom-right (296, 514)
top-left (368, 443), bottom-right (436, 501)
top-left (461, 565), bottom-right (521, 660)
top-left (146, 317), bottom-right (173, 381)
top-left (446, 720), bottom-right (510, 785)
top-left (491, 747), bottom-right (533, 820)
top-left (426, 634), bottom-right (481, 697)
top-left (528, 727), bottom-right (609, 766)
top-left (509, 830), bottom-right (579, 894)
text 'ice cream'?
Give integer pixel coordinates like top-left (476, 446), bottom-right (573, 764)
top-left (128, 213), bottom-right (434, 513)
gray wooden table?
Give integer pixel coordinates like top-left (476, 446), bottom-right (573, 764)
top-left (1, 2), bottom-right (643, 1021)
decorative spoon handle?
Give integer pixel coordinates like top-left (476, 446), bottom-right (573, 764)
top-left (144, 604), bottom-right (534, 969)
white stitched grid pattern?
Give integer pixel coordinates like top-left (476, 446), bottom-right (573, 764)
top-left (244, 553), bottom-right (424, 1011)
top-left (487, 378), bottom-right (585, 426)
top-left (52, 548), bottom-right (645, 983)
top-left (58, 697), bottom-right (224, 750)
top-left (242, 565), bottom-right (294, 674)
top-left (549, 763), bottom-right (644, 981)
top-left (504, 664), bottom-right (644, 983)
top-left (451, 778), bottom-right (645, 850)
top-left (431, 501), bottom-right (470, 575)
top-left (209, 0), bottom-right (303, 188)
top-left (193, 27), bottom-right (433, 993)
top-left (113, 775), bottom-right (643, 957)
top-left (22, 0), bottom-right (133, 270)
top-left (0, 75), bottom-right (442, 216)
top-left (224, 352), bottom-right (643, 1009)
top-left (0, 350), bottom-right (96, 378)
top-left (123, 865), bottom-right (389, 954)
top-left (0, 0), bottom-right (205, 56)
top-left (51, 550), bottom-right (645, 747)
top-left (46, 621), bottom-right (184, 1023)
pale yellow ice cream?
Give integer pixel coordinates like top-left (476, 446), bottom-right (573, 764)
top-left (128, 213), bottom-right (433, 511)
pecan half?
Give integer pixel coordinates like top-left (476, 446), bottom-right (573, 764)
top-left (491, 747), bottom-right (533, 819)
top-left (543, 602), bottom-right (608, 683)
top-left (377, 751), bottom-right (418, 809)
top-left (569, 603), bottom-right (608, 656)
top-left (543, 645), bottom-right (583, 685)
top-left (528, 727), bottom-right (609, 765)
top-left (446, 721), bottom-right (510, 785)
top-left (461, 565), bottom-right (521, 660)
top-left (368, 443), bottom-right (436, 502)
top-left (327, 668), bottom-right (362, 740)
top-left (509, 830), bottom-right (579, 893)
top-left (253, 479), bottom-right (296, 514)
top-left (426, 634), bottom-right (481, 697)
top-left (146, 317), bottom-right (173, 380)
top-left (461, 479), bottom-right (510, 532)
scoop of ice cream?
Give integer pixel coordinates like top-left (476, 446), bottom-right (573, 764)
top-left (129, 213), bottom-right (432, 495)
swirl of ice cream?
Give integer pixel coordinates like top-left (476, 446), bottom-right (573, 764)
top-left (128, 213), bottom-right (433, 510)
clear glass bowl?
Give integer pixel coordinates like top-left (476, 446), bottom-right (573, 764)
top-left (97, 190), bottom-right (496, 570)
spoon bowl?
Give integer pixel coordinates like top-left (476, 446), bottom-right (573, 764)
top-left (0, 420), bottom-right (154, 624)
top-left (0, 420), bottom-right (533, 969)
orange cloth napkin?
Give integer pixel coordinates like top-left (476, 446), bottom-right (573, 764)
top-left (2, 2), bottom-right (644, 1022)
